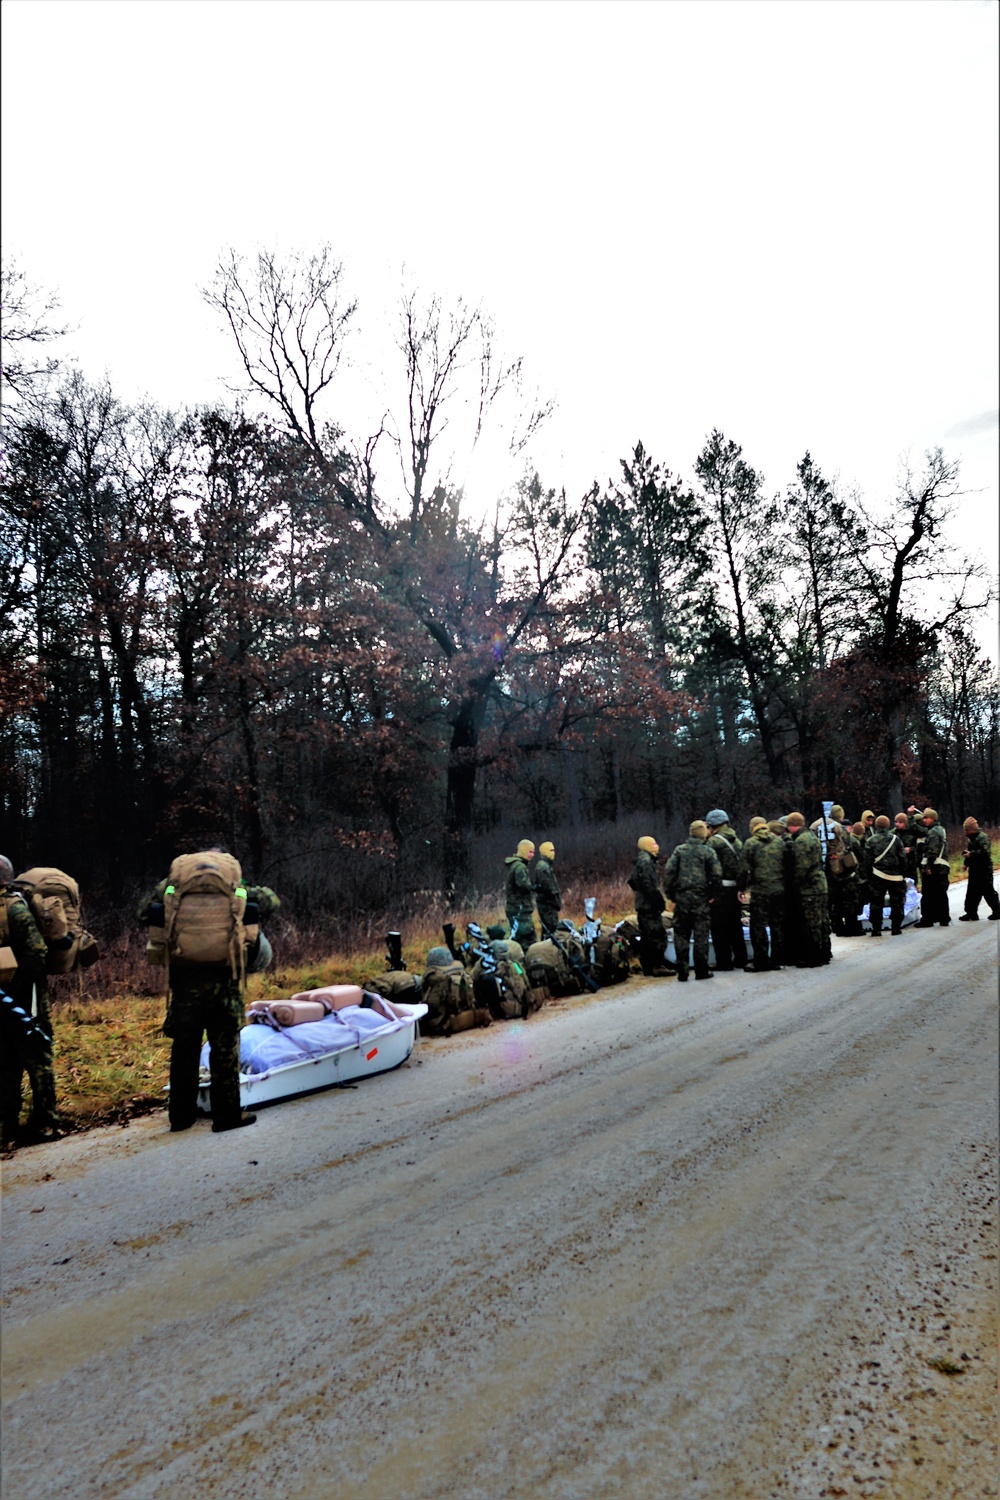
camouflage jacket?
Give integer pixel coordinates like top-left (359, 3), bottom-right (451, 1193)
top-left (627, 850), bottom-right (664, 913)
top-left (965, 829), bottom-right (994, 872)
top-left (532, 858), bottom-right (561, 911)
top-left (810, 817), bottom-right (846, 868)
top-left (742, 827), bottom-right (786, 896)
top-left (787, 828), bottom-right (827, 893)
top-left (708, 826), bottom-right (744, 884)
top-left (504, 857), bottom-right (534, 917)
top-left (0, 885), bottom-right (49, 975)
top-left (663, 838), bottom-right (723, 899)
top-left (923, 822), bottom-right (948, 865)
top-left (865, 829), bottom-right (907, 879)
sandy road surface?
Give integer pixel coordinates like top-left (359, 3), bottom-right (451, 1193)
top-left (2, 887), bottom-right (997, 1500)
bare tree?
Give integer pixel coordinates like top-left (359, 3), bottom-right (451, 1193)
top-left (1, 257), bottom-right (69, 403)
top-left (855, 449), bottom-right (993, 805)
top-left (397, 287), bottom-right (552, 539)
top-left (202, 245), bottom-right (357, 464)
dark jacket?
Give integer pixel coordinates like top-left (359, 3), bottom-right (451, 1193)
top-left (627, 850), bottom-right (664, 914)
top-left (504, 856), bottom-right (535, 921)
top-left (708, 825), bottom-right (744, 885)
top-left (866, 829), bottom-right (907, 881)
top-left (533, 858), bottom-right (561, 913)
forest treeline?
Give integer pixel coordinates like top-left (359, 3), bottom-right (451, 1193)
top-left (1, 249), bottom-right (996, 927)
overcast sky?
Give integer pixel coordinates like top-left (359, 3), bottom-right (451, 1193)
top-left (3, 0), bottom-right (998, 616)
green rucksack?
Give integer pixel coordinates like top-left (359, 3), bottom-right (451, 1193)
top-left (420, 953), bottom-right (490, 1035)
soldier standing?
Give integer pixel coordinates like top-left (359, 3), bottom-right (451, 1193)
top-left (893, 812), bottom-right (918, 883)
top-left (866, 815), bottom-right (907, 936)
top-left (663, 822), bottom-right (723, 982)
top-left (838, 821), bottom-right (865, 935)
top-left (742, 817), bottom-right (787, 970)
top-left (784, 813), bottom-right (831, 966)
top-left (959, 818), bottom-right (1000, 921)
top-left (504, 840), bottom-right (537, 946)
top-left (705, 809), bottom-right (748, 970)
top-left (0, 854), bottom-right (61, 1148)
top-left (533, 841), bottom-right (562, 937)
top-left (907, 806), bottom-right (928, 890)
top-left (139, 851), bottom-right (280, 1133)
top-left (915, 809), bottom-right (951, 928)
top-left (627, 836), bottom-right (671, 977)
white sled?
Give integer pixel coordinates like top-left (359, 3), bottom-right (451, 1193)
top-left (197, 1001), bottom-right (427, 1113)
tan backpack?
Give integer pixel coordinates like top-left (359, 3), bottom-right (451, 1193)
top-left (525, 938), bottom-right (579, 997)
top-left (152, 852), bottom-right (256, 981)
top-left (420, 958), bottom-right (490, 1036)
top-left (368, 970), bottom-right (421, 1003)
top-left (13, 867), bottom-right (100, 975)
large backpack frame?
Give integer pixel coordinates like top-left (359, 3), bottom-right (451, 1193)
top-left (12, 867), bottom-right (99, 975)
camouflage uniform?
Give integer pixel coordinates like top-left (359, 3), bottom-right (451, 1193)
top-left (962, 829), bottom-right (1000, 919)
top-left (916, 818), bottom-right (950, 927)
top-left (627, 849), bottom-right (667, 975)
top-left (786, 826), bottom-right (831, 966)
top-left (742, 825), bottom-right (786, 969)
top-left (909, 815), bottom-right (928, 890)
top-left (663, 838), bottom-right (723, 980)
top-left (707, 824), bottom-right (748, 970)
top-left (504, 856), bottom-right (537, 945)
top-left (838, 829), bottom-right (865, 935)
top-left (812, 816), bottom-right (852, 936)
top-left (140, 880), bottom-right (280, 1130)
top-left (865, 828), bottom-right (907, 936)
top-left (533, 857), bottom-right (562, 938)
top-left (0, 885), bottom-right (59, 1145)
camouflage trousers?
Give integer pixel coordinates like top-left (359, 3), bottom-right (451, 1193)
top-left (672, 897), bottom-right (711, 979)
top-left (747, 892), bottom-right (784, 969)
top-left (828, 874), bottom-right (863, 935)
top-left (965, 867), bottom-right (1000, 918)
top-left (166, 977), bottom-right (244, 1129)
top-left (506, 909), bottom-right (538, 946)
top-left (0, 981), bottom-right (59, 1143)
top-left (709, 888), bottom-right (748, 970)
top-left (636, 910), bottom-right (667, 974)
top-left (868, 876), bottom-right (905, 935)
top-left (790, 889), bottom-right (832, 966)
top-left (918, 866), bottom-right (951, 926)
top-left (536, 904), bottom-right (561, 939)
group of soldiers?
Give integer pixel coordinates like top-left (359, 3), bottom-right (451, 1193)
top-left (622, 805), bottom-right (998, 983)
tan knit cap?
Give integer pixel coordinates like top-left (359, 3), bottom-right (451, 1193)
top-left (689, 820), bottom-right (709, 839)
top-left (786, 812), bottom-right (805, 828)
top-left (748, 816), bottom-right (767, 832)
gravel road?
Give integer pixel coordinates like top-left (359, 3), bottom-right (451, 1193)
top-left (3, 884), bottom-right (997, 1500)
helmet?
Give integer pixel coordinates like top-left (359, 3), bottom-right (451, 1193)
top-left (705, 809), bottom-right (729, 827)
